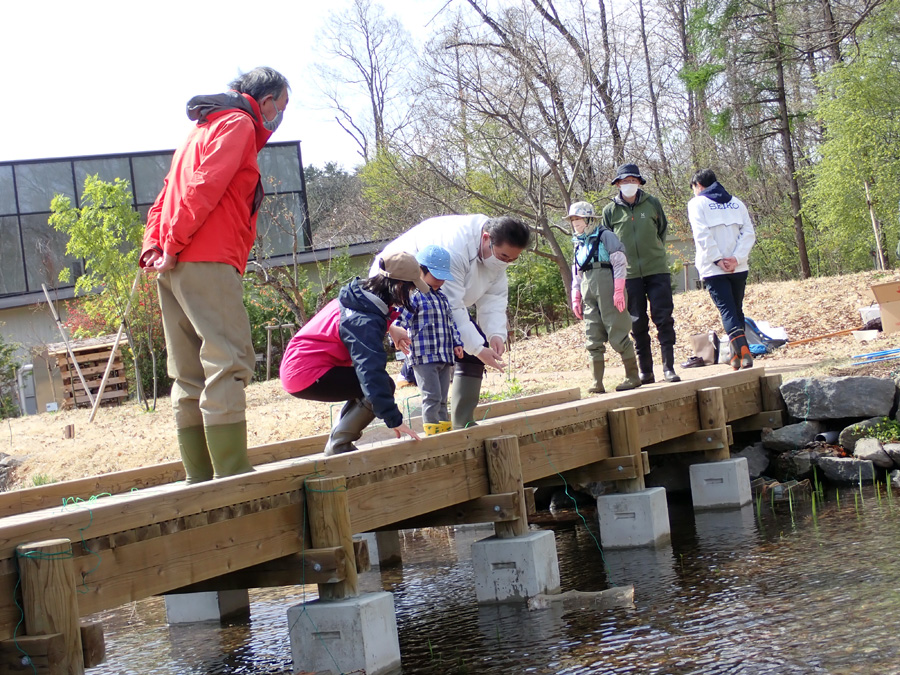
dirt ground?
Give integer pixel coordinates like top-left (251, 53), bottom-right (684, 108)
top-left (6, 269), bottom-right (899, 490)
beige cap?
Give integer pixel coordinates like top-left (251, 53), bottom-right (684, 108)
top-left (377, 251), bottom-right (430, 294)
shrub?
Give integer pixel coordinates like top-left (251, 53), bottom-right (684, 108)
top-left (0, 327), bottom-right (20, 419)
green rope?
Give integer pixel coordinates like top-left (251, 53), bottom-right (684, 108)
top-left (470, 396), bottom-right (614, 583)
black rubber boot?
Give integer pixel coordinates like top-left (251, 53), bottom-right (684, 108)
top-left (637, 350), bottom-right (655, 384)
top-left (661, 345), bottom-right (681, 383)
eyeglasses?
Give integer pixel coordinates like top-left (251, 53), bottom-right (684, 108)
top-left (489, 241), bottom-right (520, 264)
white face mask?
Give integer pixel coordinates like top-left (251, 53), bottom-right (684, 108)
top-left (483, 255), bottom-right (510, 273)
top-left (619, 183), bottom-right (640, 198)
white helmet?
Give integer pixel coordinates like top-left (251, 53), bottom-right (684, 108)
top-left (565, 201), bottom-right (597, 221)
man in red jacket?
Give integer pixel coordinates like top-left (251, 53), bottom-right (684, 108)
top-left (140, 67), bottom-right (290, 484)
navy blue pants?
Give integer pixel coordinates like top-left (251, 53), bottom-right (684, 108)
top-left (703, 271), bottom-right (748, 338)
top-left (626, 273), bottom-right (676, 370)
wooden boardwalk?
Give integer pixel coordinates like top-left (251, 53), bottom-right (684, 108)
top-left (0, 367), bottom-right (783, 669)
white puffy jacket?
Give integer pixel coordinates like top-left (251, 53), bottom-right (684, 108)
top-left (370, 214), bottom-right (509, 355)
top-left (688, 187), bottom-right (756, 279)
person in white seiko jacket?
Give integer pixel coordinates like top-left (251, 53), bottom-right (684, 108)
top-left (688, 169), bottom-right (756, 370)
top-left (371, 214), bottom-right (531, 429)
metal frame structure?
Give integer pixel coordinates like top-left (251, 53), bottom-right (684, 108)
top-left (0, 141), bottom-right (312, 310)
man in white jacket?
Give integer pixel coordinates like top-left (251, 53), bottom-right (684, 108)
top-left (371, 215), bottom-right (531, 428)
top-left (688, 169), bottom-right (756, 370)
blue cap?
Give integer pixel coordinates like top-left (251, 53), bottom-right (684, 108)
top-left (415, 245), bottom-right (454, 281)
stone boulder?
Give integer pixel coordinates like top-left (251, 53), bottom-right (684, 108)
top-left (732, 442), bottom-right (770, 479)
top-left (772, 450), bottom-right (820, 481)
top-left (781, 377), bottom-right (896, 420)
top-left (762, 421), bottom-right (826, 452)
top-left (854, 438), bottom-right (894, 469)
top-left (884, 443), bottom-right (900, 467)
top-left (838, 417), bottom-right (886, 452)
top-left (817, 456), bottom-right (875, 484)
top-left (891, 469), bottom-right (900, 489)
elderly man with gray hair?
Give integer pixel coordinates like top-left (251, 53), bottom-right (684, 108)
top-left (371, 214), bottom-right (531, 429)
top-left (140, 66), bottom-right (290, 484)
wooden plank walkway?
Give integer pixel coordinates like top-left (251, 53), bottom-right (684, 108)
top-left (0, 368), bottom-right (781, 642)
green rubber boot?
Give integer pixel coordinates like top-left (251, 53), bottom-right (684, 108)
top-left (616, 353), bottom-right (643, 392)
top-left (451, 375), bottom-right (483, 430)
top-left (324, 398), bottom-right (376, 455)
top-left (588, 358), bottom-right (606, 394)
top-left (204, 421), bottom-right (254, 479)
top-left (176, 425), bottom-right (214, 485)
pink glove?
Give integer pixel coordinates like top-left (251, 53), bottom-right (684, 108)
top-left (613, 278), bottom-right (626, 312)
top-left (572, 291), bottom-right (583, 319)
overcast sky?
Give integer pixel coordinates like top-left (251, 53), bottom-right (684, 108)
top-left (1, 0), bottom-right (449, 171)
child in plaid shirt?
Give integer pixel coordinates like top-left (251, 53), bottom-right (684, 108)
top-left (394, 245), bottom-right (465, 436)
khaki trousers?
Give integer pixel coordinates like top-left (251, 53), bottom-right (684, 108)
top-left (157, 261), bottom-right (255, 429)
top-left (581, 267), bottom-right (635, 359)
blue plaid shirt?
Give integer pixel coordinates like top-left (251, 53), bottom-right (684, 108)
top-left (395, 288), bottom-right (463, 365)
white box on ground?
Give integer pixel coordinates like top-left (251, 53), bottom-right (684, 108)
top-left (471, 530), bottom-right (560, 603)
top-left (689, 458), bottom-right (752, 510)
top-left (596, 487), bottom-right (671, 549)
top-left (288, 592), bottom-right (400, 675)
top-left (859, 304), bottom-right (881, 325)
top-left (870, 282), bottom-right (900, 334)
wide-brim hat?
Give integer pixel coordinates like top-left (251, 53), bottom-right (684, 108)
top-left (610, 163), bottom-right (646, 185)
top-left (378, 252), bottom-right (430, 294)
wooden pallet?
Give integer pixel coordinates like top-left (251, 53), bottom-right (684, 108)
top-left (47, 336), bottom-right (129, 409)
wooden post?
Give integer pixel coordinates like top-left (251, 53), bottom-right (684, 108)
top-left (607, 408), bottom-right (646, 493)
top-left (484, 436), bottom-right (528, 538)
top-left (265, 325), bottom-right (274, 381)
top-left (760, 373), bottom-right (784, 414)
top-left (305, 476), bottom-right (358, 600)
top-left (374, 531), bottom-right (402, 567)
top-left (79, 621), bottom-right (105, 668)
top-left (697, 387), bottom-right (730, 462)
top-left (0, 634), bottom-right (66, 674)
top-left (16, 539), bottom-right (84, 675)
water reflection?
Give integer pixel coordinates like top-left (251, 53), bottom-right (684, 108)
top-left (87, 488), bottom-right (900, 674)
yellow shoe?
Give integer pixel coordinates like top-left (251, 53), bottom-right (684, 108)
top-left (424, 423), bottom-right (442, 436)
top-left (438, 421), bottom-right (452, 433)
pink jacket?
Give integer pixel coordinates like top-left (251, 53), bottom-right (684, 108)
top-left (280, 299), bottom-right (348, 394)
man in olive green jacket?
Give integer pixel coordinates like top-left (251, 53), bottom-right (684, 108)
top-left (601, 163), bottom-right (680, 384)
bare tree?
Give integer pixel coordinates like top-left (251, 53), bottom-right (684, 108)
top-left (314, 0), bottom-right (415, 161)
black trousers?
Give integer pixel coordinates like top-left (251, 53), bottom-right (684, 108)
top-left (626, 273), bottom-right (676, 368)
top-left (290, 366), bottom-right (394, 403)
top-left (454, 321), bottom-right (489, 379)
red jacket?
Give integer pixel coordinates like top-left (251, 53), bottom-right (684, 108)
top-left (141, 93), bottom-right (272, 274)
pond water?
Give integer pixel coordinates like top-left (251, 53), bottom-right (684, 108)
top-left (86, 486), bottom-right (900, 674)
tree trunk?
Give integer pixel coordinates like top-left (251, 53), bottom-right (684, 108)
top-left (769, 0), bottom-right (811, 278)
top-left (863, 180), bottom-right (888, 270)
top-left (639, 0), bottom-right (671, 181)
